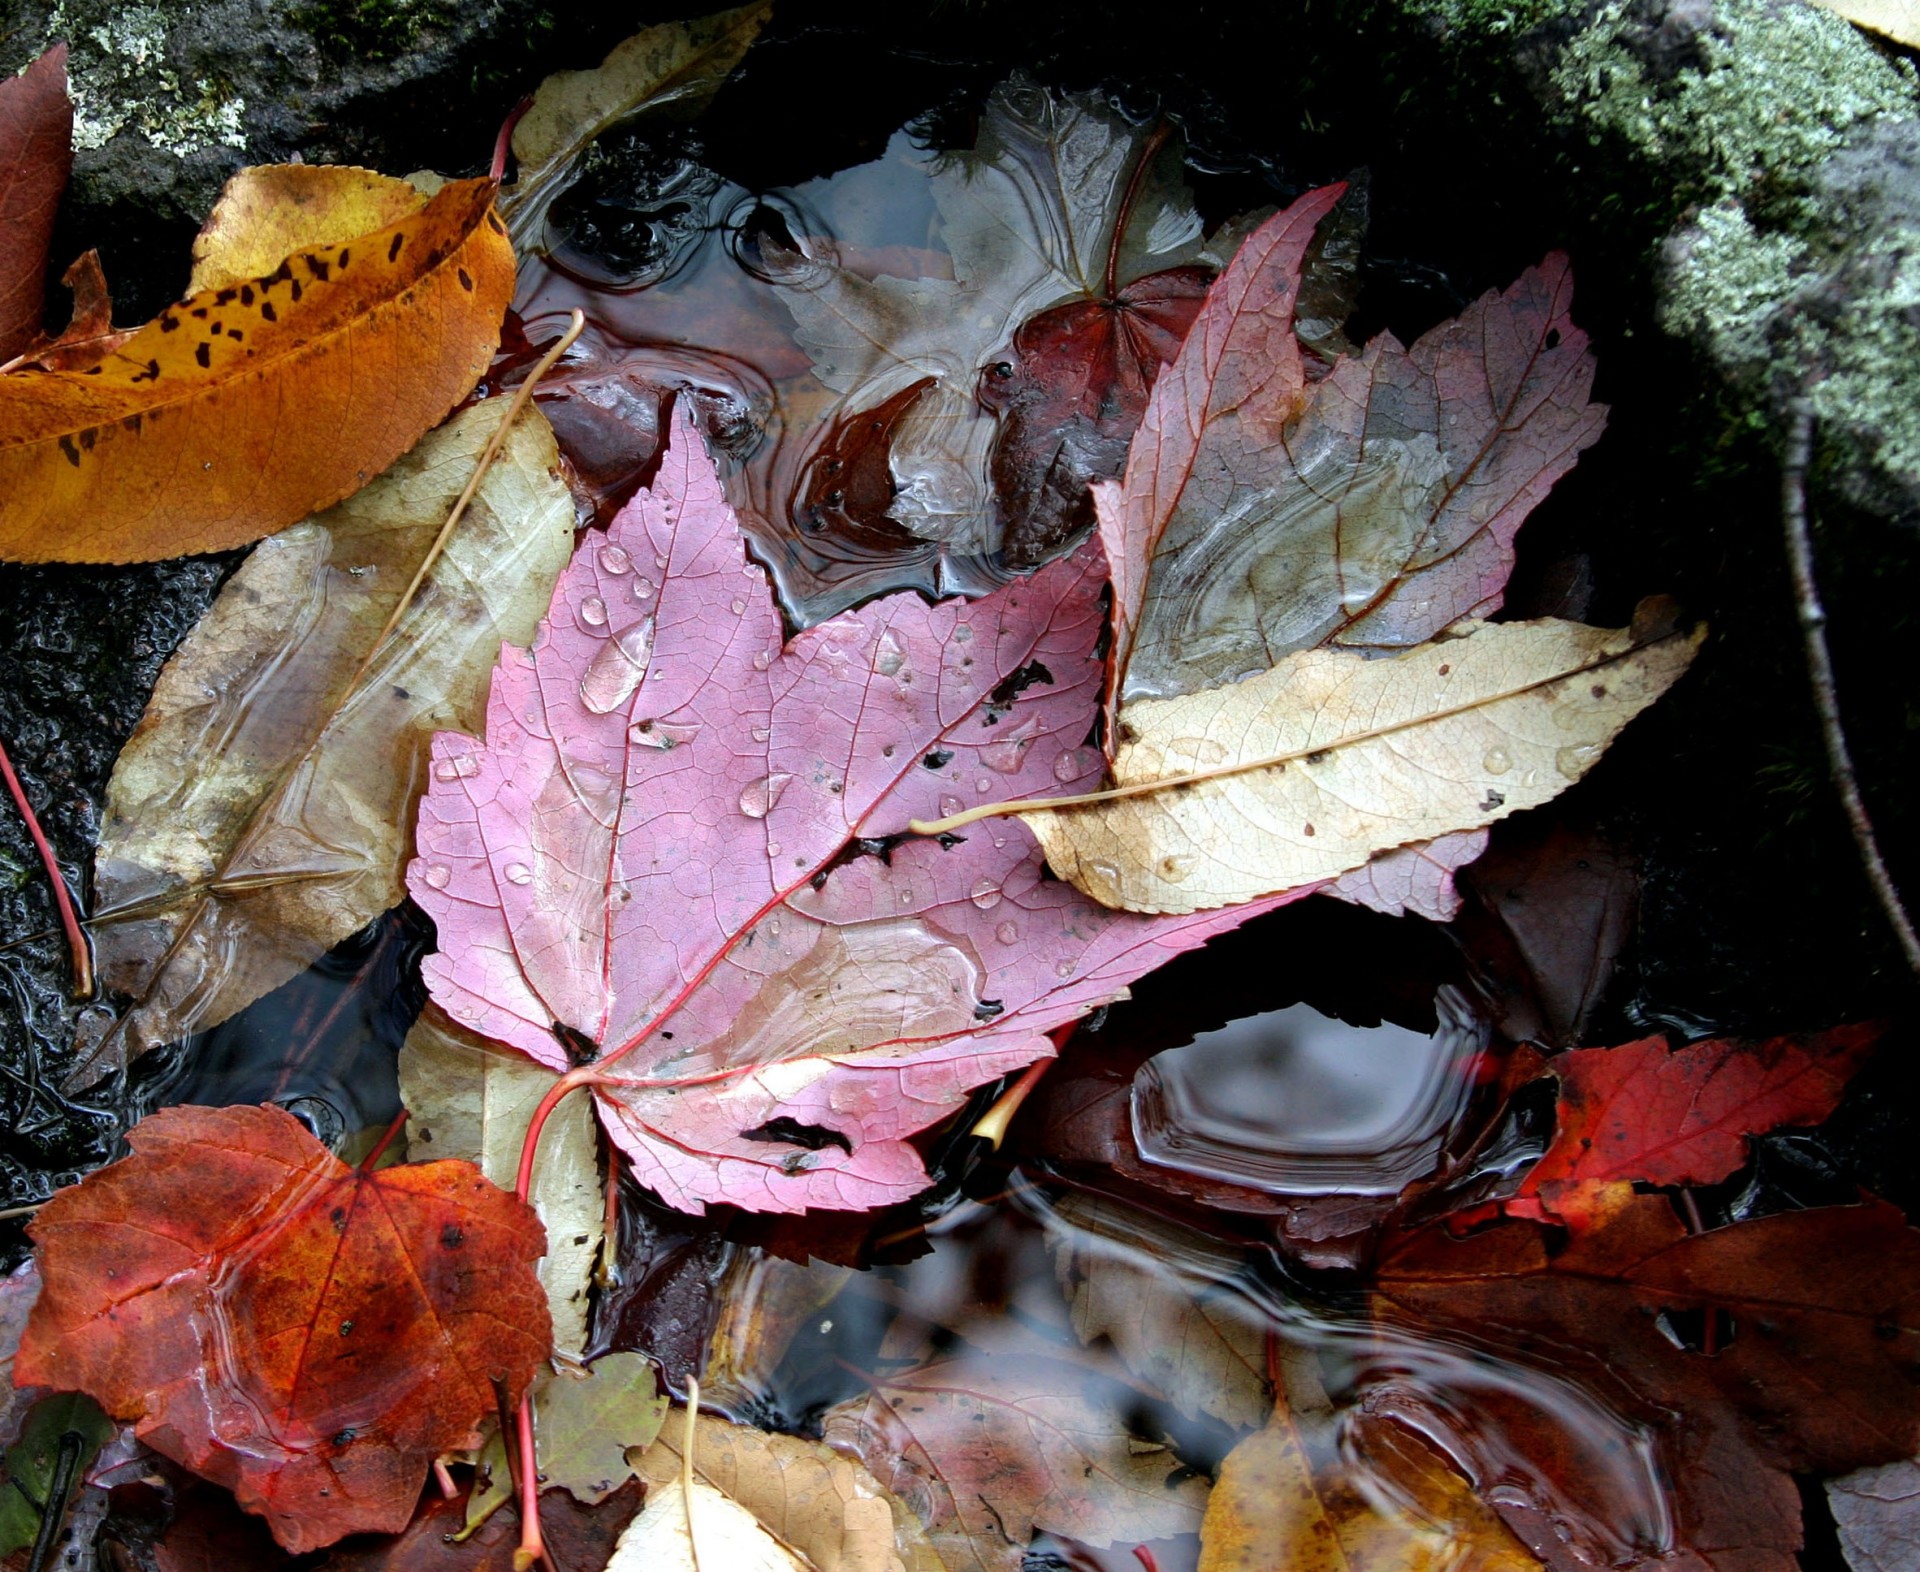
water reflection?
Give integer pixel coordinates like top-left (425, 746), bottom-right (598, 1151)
top-left (1132, 986), bottom-right (1487, 1195)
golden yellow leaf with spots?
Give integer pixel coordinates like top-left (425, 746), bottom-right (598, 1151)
top-left (188, 164), bottom-right (428, 296)
top-left (0, 175), bottom-right (512, 564)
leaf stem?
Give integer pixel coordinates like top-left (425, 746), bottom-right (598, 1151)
top-left (363, 309), bottom-right (587, 664)
top-left (1105, 123), bottom-right (1172, 302)
top-left (358, 1107), bottom-right (409, 1171)
top-left (968, 1059), bottom-right (1052, 1148)
top-left (908, 624), bottom-right (1693, 836)
top-left (24, 1430), bottom-right (84, 1572)
top-left (682, 1376), bottom-right (704, 1572)
top-left (1780, 399), bottom-right (1920, 977)
top-left (511, 1390), bottom-right (545, 1572)
top-left (0, 732), bottom-right (92, 999)
top-left (492, 99), bottom-right (533, 184)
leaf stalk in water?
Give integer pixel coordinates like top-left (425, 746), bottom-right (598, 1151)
top-left (0, 731), bottom-right (91, 998)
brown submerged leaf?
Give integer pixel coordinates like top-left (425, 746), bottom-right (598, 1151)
top-left (77, 402), bottom-right (573, 1084)
top-left (0, 45), bottom-right (73, 365)
top-left (0, 177), bottom-right (512, 563)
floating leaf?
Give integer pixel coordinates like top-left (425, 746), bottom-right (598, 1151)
top-left (400, 1004), bottom-right (604, 1356)
top-left (188, 164), bottom-right (428, 295)
top-left (80, 401), bottom-right (573, 1082)
top-left (0, 177), bottom-right (513, 563)
top-left (630, 1411), bottom-right (940, 1572)
top-left (609, 1475), bottom-right (810, 1572)
top-left (1828, 1456), bottom-right (1920, 1572)
top-left (16, 1104), bottom-right (550, 1552)
top-left (409, 407), bottom-right (1288, 1213)
top-left (1506, 1023), bottom-right (1881, 1233)
top-left (1013, 608), bottom-right (1700, 914)
top-left (0, 45), bottom-right (73, 364)
top-left (501, 2), bottom-right (773, 247)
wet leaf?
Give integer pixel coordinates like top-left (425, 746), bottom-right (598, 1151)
top-left (1022, 609), bottom-right (1701, 914)
top-left (773, 76), bottom-right (1204, 557)
top-left (400, 1004), bottom-right (604, 1356)
top-left (464, 1352), bottom-right (665, 1530)
top-left (0, 177), bottom-right (513, 563)
top-left (824, 1350), bottom-right (1209, 1571)
top-left (1106, 195), bottom-right (1606, 703)
top-left (1827, 1457), bottom-right (1920, 1572)
top-left (1505, 1023), bottom-right (1881, 1233)
top-left (630, 1410), bottom-right (940, 1572)
top-left (189, 164), bottom-right (428, 295)
top-left (309, 1482), bottom-right (644, 1571)
top-left (1375, 1197), bottom-right (1920, 1567)
top-left (501, 2), bottom-right (773, 247)
top-left (1326, 830), bottom-right (1490, 922)
top-left (80, 401), bottom-right (573, 1083)
top-left (0, 1391), bottom-right (114, 1557)
top-left (409, 407), bottom-right (1290, 1214)
top-left (1199, 1373), bottom-right (1539, 1572)
top-left (0, 45), bottom-right (73, 365)
top-left (15, 1104), bottom-right (550, 1552)
top-left (1046, 1192), bottom-right (1271, 1430)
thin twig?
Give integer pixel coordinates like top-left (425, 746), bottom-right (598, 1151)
top-left (1780, 399), bottom-right (1920, 977)
top-left (0, 733), bottom-right (92, 999)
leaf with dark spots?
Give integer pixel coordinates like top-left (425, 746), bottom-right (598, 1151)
top-left (0, 176), bottom-right (513, 563)
top-left (0, 46), bottom-right (73, 366)
top-left (16, 1104), bottom-right (550, 1553)
top-left (1505, 1023), bottom-right (1881, 1234)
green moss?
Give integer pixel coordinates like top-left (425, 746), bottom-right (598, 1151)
top-left (1396, 0), bottom-right (1571, 32)
top-left (1804, 242), bottom-right (1920, 479)
top-left (45, 0), bottom-right (248, 157)
top-left (290, 0), bottom-right (460, 63)
top-left (1659, 200), bottom-right (1804, 365)
top-left (1550, 0), bottom-right (1915, 208)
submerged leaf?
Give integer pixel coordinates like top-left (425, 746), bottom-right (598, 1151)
top-left (1021, 609), bottom-right (1701, 914)
top-left (1506, 1023), bottom-right (1881, 1233)
top-left (1827, 1456), bottom-right (1920, 1572)
top-left (1106, 194), bottom-right (1606, 703)
top-left (0, 45), bottom-right (73, 365)
top-left (1199, 1372), bottom-right (1539, 1572)
top-left (16, 1104), bottom-right (550, 1552)
top-left (410, 407), bottom-right (1288, 1213)
top-left (80, 401), bottom-right (573, 1083)
top-left (188, 164), bottom-right (428, 295)
top-left (502, 2), bottom-right (773, 248)
top-left (399, 1004), bottom-right (604, 1356)
top-left (773, 77), bottom-right (1204, 557)
top-left (0, 178), bottom-right (513, 563)
top-left (628, 1412), bottom-right (937, 1572)
top-left (823, 1349), bottom-right (1210, 1570)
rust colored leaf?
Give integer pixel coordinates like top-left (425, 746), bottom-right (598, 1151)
top-left (0, 45), bottom-right (73, 364)
top-left (14, 250), bottom-right (136, 373)
top-left (1375, 1197), bottom-right (1920, 1569)
top-left (16, 1104), bottom-right (550, 1552)
top-left (0, 177), bottom-right (513, 563)
top-left (1507, 1023), bottom-right (1881, 1232)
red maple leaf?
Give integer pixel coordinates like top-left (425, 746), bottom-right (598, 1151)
top-left (1507, 1023), bottom-right (1881, 1232)
top-left (0, 45), bottom-right (73, 365)
top-left (16, 1104), bottom-right (550, 1552)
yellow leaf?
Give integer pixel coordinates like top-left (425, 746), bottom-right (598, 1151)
top-left (1809, 0), bottom-right (1920, 48)
top-left (0, 177), bottom-right (512, 563)
top-left (1011, 609), bottom-right (1701, 914)
top-left (1200, 1364), bottom-right (1540, 1572)
top-left (76, 401), bottom-right (573, 1085)
top-left (188, 164), bottom-right (428, 296)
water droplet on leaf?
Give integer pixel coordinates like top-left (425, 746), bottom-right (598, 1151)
top-left (739, 772), bottom-right (792, 819)
top-left (598, 543), bottom-right (632, 575)
top-left (579, 595), bottom-right (609, 628)
top-left (504, 862), bottom-right (533, 886)
top-left (578, 616), bottom-right (656, 715)
top-left (970, 878), bottom-right (1003, 910)
top-left (422, 863), bottom-right (451, 889)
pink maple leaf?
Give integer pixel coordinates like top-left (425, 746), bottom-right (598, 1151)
top-left (410, 407), bottom-right (1297, 1214)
